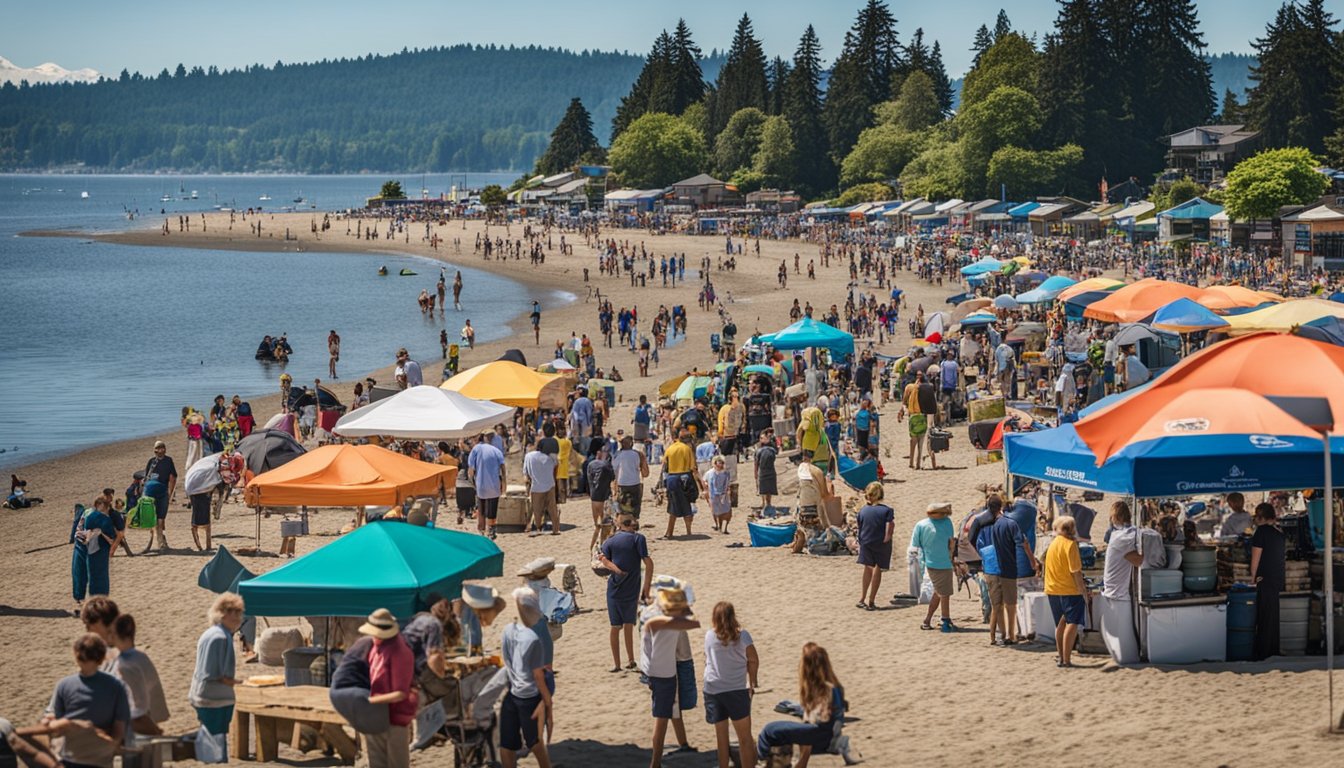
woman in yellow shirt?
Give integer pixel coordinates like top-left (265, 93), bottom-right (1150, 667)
top-left (1043, 516), bottom-right (1087, 668)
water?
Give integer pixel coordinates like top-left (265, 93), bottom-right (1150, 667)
top-left (0, 173), bottom-right (560, 468)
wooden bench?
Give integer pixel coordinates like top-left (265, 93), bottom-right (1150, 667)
top-left (232, 684), bottom-right (359, 764)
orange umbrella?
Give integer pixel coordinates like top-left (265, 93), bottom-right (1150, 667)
top-left (245, 444), bottom-right (454, 507)
top-left (1197, 284), bottom-right (1280, 311)
top-left (1087, 387), bottom-right (1319, 450)
top-left (1055, 277), bottom-right (1125, 304)
top-left (1076, 332), bottom-right (1344, 463)
top-left (1083, 278), bottom-right (1206, 323)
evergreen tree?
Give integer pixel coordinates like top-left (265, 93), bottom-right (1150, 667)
top-left (1135, 0), bottom-right (1215, 160)
top-left (971, 25), bottom-right (993, 67)
top-left (905, 28), bottom-right (930, 75)
top-left (1295, 0), bottom-right (1343, 153)
top-left (669, 20), bottom-right (707, 114)
top-left (709, 14), bottom-right (769, 138)
top-left (784, 25), bottom-right (833, 194)
top-left (1219, 88), bottom-right (1245, 124)
top-left (994, 10), bottom-right (1013, 41)
top-left (927, 41), bottom-right (954, 116)
top-left (1246, 1), bottom-right (1341, 153)
top-left (1038, 0), bottom-right (1118, 189)
top-left (766, 57), bottom-right (791, 116)
top-left (824, 0), bottom-right (903, 162)
top-left (535, 97), bottom-right (601, 175)
top-left (612, 31), bottom-right (674, 140)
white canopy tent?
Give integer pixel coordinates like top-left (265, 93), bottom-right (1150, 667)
top-left (333, 385), bottom-right (515, 440)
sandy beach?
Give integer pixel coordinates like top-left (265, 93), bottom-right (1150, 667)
top-left (4, 211), bottom-right (1342, 767)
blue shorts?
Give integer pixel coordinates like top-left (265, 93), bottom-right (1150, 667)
top-left (1048, 594), bottom-right (1086, 627)
top-left (704, 689), bottom-right (752, 724)
top-left (607, 595), bottom-right (638, 627)
top-left (499, 692), bottom-right (542, 751)
top-left (649, 675), bottom-right (677, 719)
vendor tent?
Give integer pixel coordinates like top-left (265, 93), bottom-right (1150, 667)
top-left (238, 523), bottom-right (503, 617)
top-left (1150, 298), bottom-right (1229, 333)
top-left (1083, 278), bottom-right (1206, 323)
top-left (333, 385), bottom-right (514, 440)
top-left (1015, 275), bottom-right (1078, 304)
top-left (440, 360), bottom-right (566, 409)
top-left (1294, 316), bottom-right (1344, 347)
top-left (960, 257), bottom-right (1004, 276)
top-left (1056, 277), bottom-right (1125, 304)
top-left (245, 444), bottom-right (455, 508)
top-left (957, 311), bottom-right (997, 329)
top-left (1222, 299), bottom-right (1344, 335)
top-left (1198, 285), bottom-right (1281, 312)
top-left (234, 429), bottom-right (306, 474)
top-left (759, 317), bottom-right (855, 356)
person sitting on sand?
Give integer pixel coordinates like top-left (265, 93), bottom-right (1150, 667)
top-left (755, 643), bottom-right (858, 767)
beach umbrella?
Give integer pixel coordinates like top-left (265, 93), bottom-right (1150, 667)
top-left (1056, 277), bottom-right (1125, 304)
top-left (951, 297), bottom-right (993, 322)
top-left (1075, 332), bottom-right (1344, 464)
top-left (1151, 298), bottom-right (1229, 334)
top-left (958, 311), bottom-right (997, 329)
top-left (1005, 322), bottom-right (1046, 343)
top-left (1223, 299), bottom-right (1344, 335)
top-left (497, 349), bottom-right (528, 366)
top-left (440, 360), bottom-right (566, 409)
top-left (1083, 278), bottom-right (1207, 324)
top-left (924, 312), bottom-right (948, 343)
top-left (742, 364), bottom-right (777, 378)
top-left (185, 452), bottom-right (225, 496)
top-left (674, 376), bottom-right (711, 403)
top-left (333, 385), bottom-right (515, 440)
top-left (234, 429), bottom-right (306, 475)
top-left (658, 374), bottom-right (690, 398)
top-left (992, 294), bottom-right (1019, 310)
top-left (539, 358), bottom-right (576, 372)
top-left (1198, 285), bottom-right (1283, 312)
top-left (960, 256), bottom-right (1003, 276)
top-left (1294, 316), bottom-right (1344, 347)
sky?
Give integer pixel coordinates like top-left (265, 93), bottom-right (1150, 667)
top-left (2, 0), bottom-right (1287, 80)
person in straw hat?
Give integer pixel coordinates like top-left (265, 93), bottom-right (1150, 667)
top-left (359, 608), bottom-right (415, 768)
top-left (912, 502), bottom-right (960, 632)
top-left (640, 586), bottom-right (700, 768)
top-left (499, 587), bottom-right (553, 768)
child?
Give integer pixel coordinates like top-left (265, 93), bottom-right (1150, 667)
top-left (704, 456), bottom-right (733, 534)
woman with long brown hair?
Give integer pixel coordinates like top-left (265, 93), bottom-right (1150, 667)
top-left (701, 602), bottom-right (758, 768)
top-left (755, 643), bottom-right (858, 766)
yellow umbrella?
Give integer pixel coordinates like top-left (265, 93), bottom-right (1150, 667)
top-left (1223, 299), bottom-right (1344, 335)
top-left (440, 360), bottom-right (567, 409)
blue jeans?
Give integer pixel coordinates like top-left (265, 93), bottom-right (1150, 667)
top-left (757, 720), bottom-right (833, 755)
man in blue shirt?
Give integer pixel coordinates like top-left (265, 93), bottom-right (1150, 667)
top-left (467, 431), bottom-right (506, 540)
top-left (596, 515), bottom-right (653, 672)
top-left (569, 391), bottom-right (594, 439)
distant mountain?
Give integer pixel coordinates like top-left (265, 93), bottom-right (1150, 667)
top-left (0, 55), bottom-right (100, 86)
top-left (1206, 52), bottom-right (1256, 101)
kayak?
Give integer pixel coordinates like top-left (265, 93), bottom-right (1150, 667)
top-left (399, 269), bottom-right (417, 276)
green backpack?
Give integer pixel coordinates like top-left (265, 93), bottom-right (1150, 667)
top-left (129, 495), bottom-right (157, 529)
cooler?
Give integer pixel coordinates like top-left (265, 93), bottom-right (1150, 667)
top-left (1140, 595), bottom-right (1227, 664)
top-left (496, 484), bottom-right (531, 528)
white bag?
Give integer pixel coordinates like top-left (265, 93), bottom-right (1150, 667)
top-left (194, 725), bottom-right (227, 764)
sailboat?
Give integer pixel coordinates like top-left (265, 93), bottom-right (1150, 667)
top-left (80, 191), bottom-right (89, 200)
top-left (259, 193), bottom-right (272, 201)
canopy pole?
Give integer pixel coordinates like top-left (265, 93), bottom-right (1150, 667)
top-left (1326, 433), bottom-right (1337, 732)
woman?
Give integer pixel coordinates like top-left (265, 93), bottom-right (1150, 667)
top-left (1250, 502), bottom-right (1286, 660)
top-left (855, 482), bottom-right (894, 611)
top-left (795, 450), bottom-right (832, 524)
top-left (191, 593), bottom-right (243, 762)
top-left (756, 643), bottom-right (855, 767)
top-left (754, 430), bottom-right (778, 513)
top-left (796, 407), bottom-right (832, 475)
top-left (1043, 515), bottom-right (1087, 668)
top-left (704, 456), bottom-right (733, 534)
top-left (702, 602), bottom-right (758, 768)
top-left (72, 498), bottom-right (117, 613)
top-left (640, 587), bottom-right (700, 768)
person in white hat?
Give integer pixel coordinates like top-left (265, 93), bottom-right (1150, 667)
top-left (640, 587), bottom-right (700, 768)
top-left (360, 608), bottom-right (415, 768)
top-left (499, 588), bottom-right (553, 768)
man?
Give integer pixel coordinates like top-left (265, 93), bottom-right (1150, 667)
top-left (39, 633), bottom-right (130, 768)
top-left (597, 514), bottom-right (653, 672)
top-left (899, 372), bottom-right (932, 470)
top-left (717, 391), bottom-right (745, 459)
top-left (399, 348), bottom-right (423, 389)
top-left (676, 399), bottom-right (709, 441)
top-left (142, 440), bottom-right (177, 552)
top-left (569, 389), bottom-right (594, 439)
top-left (499, 589), bottom-right (553, 768)
top-left (994, 338), bottom-right (1016, 399)
top-left (328, 330), bottom-right (341, 378)
top-left (977, 496), bottom-right (1038, 646)
top-left (1097, 501), bottom-right (1144, 664)
top-left (362, 608), bottom-right (415, 768)
top-left (939, 352), bottom-right (960, 424)
top-left (586, 442), bottom-right (616, 550)
top-left (467, 430), bottom-right (506, 540)
top-left (1218, 492), bottom-right (1252, 538)
top-left (662, 430), bottom-right (704, 539)
top-left (523, 438), bottom-right (559, 536)
top-left (400, 597), bottom-right (458, 714)
top-left (853, 355), bottom-right (874, 402)
top-left (109, 613), bottom-right (170, 739)
top-left (612, 434), bottom-right (649, 521)
top-left (530, 300), bottom-right (542, 346)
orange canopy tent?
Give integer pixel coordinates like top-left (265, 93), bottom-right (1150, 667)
top-left (1075, 332), bottom-right (1344, 464)
top-left (1083, 278), bottom-right (1206, 323)
top-left (245, 444), bottom-right (455, 508)
top-left (440, 360), bottom-right (567, 409)
top-left (1197, 284), bottom-right (1281, 311)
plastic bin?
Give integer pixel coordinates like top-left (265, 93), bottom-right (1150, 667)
top-left (748, 520), bottom-right (796, 548)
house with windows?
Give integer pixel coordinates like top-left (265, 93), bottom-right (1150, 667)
top-left (1280, 198), bottom-right (1344, 268)
top-left (1163, 125), bottom-right (1261, 186)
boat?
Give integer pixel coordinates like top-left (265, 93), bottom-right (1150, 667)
top-left (377, 266), bottom-right (389, 276)
top-left (399, 268), bottom-right (418, 276)
top-left (80, 191), bottom-right (89, 199)
top-left (190, 190), bottom-right (199, 200)
top-left (160, 194), bottom-right (172, 203)
top-left (259, 194), bottom-right (272, 201)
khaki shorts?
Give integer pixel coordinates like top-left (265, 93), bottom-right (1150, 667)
top-left (530, 491), bottom-right (557, 524)
top-left (927, 567), bottom-right (955, 597)
top-left (985, 574), bottom-right (1018, 607)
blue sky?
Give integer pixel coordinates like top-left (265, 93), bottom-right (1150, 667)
top-left (3, 0), bottom-right (1282, 79)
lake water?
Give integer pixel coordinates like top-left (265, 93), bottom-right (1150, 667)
top-left (0, 173), bottom-right (563, 468)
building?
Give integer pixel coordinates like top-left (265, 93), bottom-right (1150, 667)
top-left (1064, 202), bottom-right (1124, 241)
top-left (1157, 197), bottom-right (1224, 244)
top-left (604, 189), bottom-right (664, 214)
top-left (671, 174), bottom-right (736, 209)
top-left (745, 188), bottom-right (802, 213)
top-left (1028, 197), bottom-right (1089, 236)
top-left (1280, 198), bottom-right (1344, 268)
top-left (1163, 125), bottom-right (1262, 186)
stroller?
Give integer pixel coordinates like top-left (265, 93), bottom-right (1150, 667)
top-left (440, 666), bottom-right (508, 767)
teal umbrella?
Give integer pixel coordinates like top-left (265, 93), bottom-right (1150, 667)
top-left (239, 523), bottom-right (503, 617)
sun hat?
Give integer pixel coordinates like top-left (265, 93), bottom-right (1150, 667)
top-left (461, 581), bottom-right (499, 610)
top-left (153, 440), bottom-right (167, 449)
top-left (358, 608), bottom-right (399, 640)
top-left (656, 586), bottom-right (691, 616)
top-left (517, 557), bottom-right (556, 578)
top-left (926, 502), bottom-right (953, 517)
top-left (651, 574), bottom-right (695, 606)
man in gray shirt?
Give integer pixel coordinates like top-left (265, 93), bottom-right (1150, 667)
top-left (47, 633), bottom-right (130, 768)
top-left (1099, 502), bottom-right (1144, 665)
top-left (1218, 492), bottom-right (1252, 538)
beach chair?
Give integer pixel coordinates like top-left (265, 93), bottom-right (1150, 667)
top-left (441, 666), bottom-right (506, 767)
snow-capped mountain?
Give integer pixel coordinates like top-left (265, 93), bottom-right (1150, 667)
top-left (0, 55), bottom-right (101, 86)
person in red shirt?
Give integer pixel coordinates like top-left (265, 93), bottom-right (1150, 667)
top-left (362, 608), bottom-right (416, 768)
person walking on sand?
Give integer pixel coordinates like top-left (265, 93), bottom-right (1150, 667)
top-left (662, 430), bottom-right (704, 539)
top-left (141, 441), bottom-right (177, 552)
top-left (855, 482), bottom-right (894, 611)
top-left (596, 514), bottom-right (653, 672)
top-left (530, 300), bottom-right (542, 346)
top-left (522, 438), bottom-right (558, 537)
top-left (468, 430), bottom-right (506, 540)
top-left (328, 330), bottom-right (341, 378)
top-left (704, 456), bottom-right (733, 534)
top-left (754, 429), bottom-right (778, 513)
top-left (913, 502), bottom-right (959, 633)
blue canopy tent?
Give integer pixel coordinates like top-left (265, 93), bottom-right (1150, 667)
top-left (758, 317), bottom-right (855, 357)
top-left (1150, 297), bottom-right (1229, 333)
top-left (1294, 316), bottom-right (1344, 347)
top-left (1064, 291), bottom-right (1115, 322)
top-left (958, 311), bottom-right (997, 329)
top-left (238, 523), bottom-right (504, 617)
top-left (1015, 275), bottom-right (1078, 304)
top-left (960, 257), bottom-right (1004, 276)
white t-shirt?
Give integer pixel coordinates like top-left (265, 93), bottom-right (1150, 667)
top-left (638, 604), bottom-right (679, 679)
top-left (112, 648), bottom-right (170, 723)
top-left (612, 449), bottom-right (644, 486)
top-left (522, 450), bottom-right (557, 493)
top-left (703, 629), bottom-right (754, 695)
top-left (1102, 525), bottom-right (1139, 601)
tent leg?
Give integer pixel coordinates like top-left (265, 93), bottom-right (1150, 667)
top-left (1325, 436), bottom-right (1337, 732)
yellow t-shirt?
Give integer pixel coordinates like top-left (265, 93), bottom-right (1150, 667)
top-left (1044, 536), bottom-right (1083, 596)
top-left (664, 441), bottom-right (695, 474)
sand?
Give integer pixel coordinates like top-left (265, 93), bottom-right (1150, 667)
top-left (3, 211), bottom-right (1342, 766)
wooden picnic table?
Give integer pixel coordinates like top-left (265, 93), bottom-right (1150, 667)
top-left (232, 684), bottom-right (359, 764)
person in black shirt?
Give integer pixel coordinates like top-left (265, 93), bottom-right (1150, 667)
top-left (1250, 502), bottom-right (1286, 660)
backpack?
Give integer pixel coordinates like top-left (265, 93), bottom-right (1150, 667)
top-left (129, 495), bottom-right (157, 529)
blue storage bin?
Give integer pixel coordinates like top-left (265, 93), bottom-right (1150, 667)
top-left (749, 520), bottom-right (797, 548)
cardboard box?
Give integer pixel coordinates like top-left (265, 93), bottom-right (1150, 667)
top-left (968, 395), bottom-right (1005, 423)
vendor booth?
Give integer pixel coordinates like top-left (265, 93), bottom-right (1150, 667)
top-left (439, 360), bottom-right (567, 409)
top-left (332, 385), bottom-right (515, 440)
top-left (758, 317), bottom-right (855, 357)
